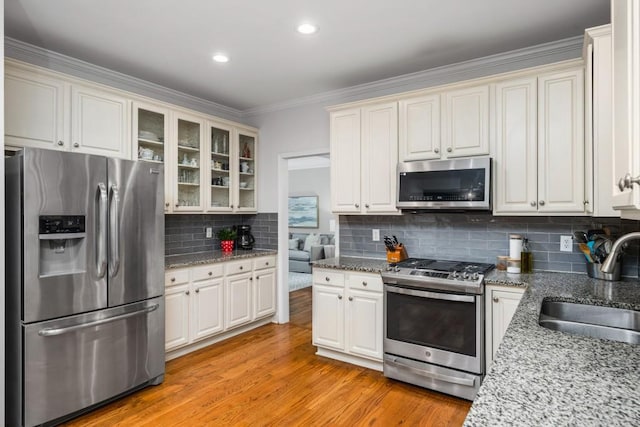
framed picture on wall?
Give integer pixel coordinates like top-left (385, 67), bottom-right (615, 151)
top-left (288, 196), bottom-right (319, 228)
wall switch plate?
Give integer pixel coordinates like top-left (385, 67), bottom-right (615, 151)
top-left (372, 229), bottom-right (380, 241)
top-left (205, 227), bottom-right (213, 238)
top-left (560, 235), bottom-right (573, 252)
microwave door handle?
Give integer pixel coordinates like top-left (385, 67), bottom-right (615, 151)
top-left (96, 183), bottom-right (108, 279)
top-left (386, 356), bottom-right (475, 387)
top-left (385, 285), bottom-right (475, 303)
top-left (109, 185), bottom-right (120, 277)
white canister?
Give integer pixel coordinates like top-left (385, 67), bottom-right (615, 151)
top-left (509, 234), bottom-right (523, 260)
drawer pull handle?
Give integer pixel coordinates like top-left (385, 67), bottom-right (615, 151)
top-left (208, 271), bottom-right (213, 276)
top-left (171, 277), bottom-right (176, 282)
top-left (325, 277), bottom-right (330, 282)
top-left (362, 281), bottom-right (367, 286)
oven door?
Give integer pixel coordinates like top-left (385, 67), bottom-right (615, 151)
top-left (384, 284), bottom-right (483, 374)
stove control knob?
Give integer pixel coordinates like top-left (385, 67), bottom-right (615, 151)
top-left (472, 272), bottom-right (479, 281)
top-left (451, 271), bottom-right (459, 279)
top-left (462, 272), bottom-right (470, 280)
top-left (394, 266), bottom-right (401, 273)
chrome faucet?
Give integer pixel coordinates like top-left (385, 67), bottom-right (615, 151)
top-left (600, 231), bottom-right (640, 273)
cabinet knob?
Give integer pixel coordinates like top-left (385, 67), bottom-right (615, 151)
top-left (195, 288), bottom-right (200, 293)
top-left (618, 173), bottom-right (640, 191)
top-left (493, 297), bottom-right (499, 303)
top-left (355, 203), bottom-right (360, 208)
top-left (57, 140), bottom-right (64, 146)
top-left (365, 204), bottom-right (370, 208)
top-left (185, 290), bottom-right (190, 295)
top-left (338, 295), bottom-right (343, 300)
top-left (362, 281), bottom-right (367, 286)
top-left (530, 201), bottom-right (537, 207)
top-left (348, 296), bottom-right (353, 301)
top-left (265, 262), bottom-right (269, 266)
top-left (230, 204), bottom-right (234, 208)
top-left (250, 277), bottom-right (253, 281)
top-left (447, 147), bottom-right (452, 153)
top-left (325, 277), bottom-right (330, 282)
top-left (175, 203), bottom-right (179, 207)
top-left (165, 202), bottom-right (170, 207)
top-left (73, 142), bottom-right (80, 148)
top-left (171, 277), bottom-right (176, 282)
top-left (239, 266), bottom-right (243, 270)
top-left (539, 200), bottom-right (545, 206)
top-left (208, 271), bottom-right (212, 276)
top-left (434, 148), bottom-right (439, 154)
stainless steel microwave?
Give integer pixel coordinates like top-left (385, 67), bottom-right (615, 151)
top-left (397, 157), bottom-right (491, 210)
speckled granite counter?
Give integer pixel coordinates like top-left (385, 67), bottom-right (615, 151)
top-left (312, 256), bottom-right (389, 273)
top-left (465, 271), bottom-right (640, 426)
top-left (165, 249), bottom-right (277, 269)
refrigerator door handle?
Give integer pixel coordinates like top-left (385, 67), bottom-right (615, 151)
top-left (109, 184), bottom-right (121, 277)
top-left (37, 304), bottom-right (159, 336)
top-left (96, 183), bottom-right (108, 279)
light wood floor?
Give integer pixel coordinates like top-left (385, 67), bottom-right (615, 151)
top-left (63, 287), bottom-right (471, 426)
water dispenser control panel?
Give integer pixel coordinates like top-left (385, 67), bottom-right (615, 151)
top-left (39, 215), bottom-right (85, 234)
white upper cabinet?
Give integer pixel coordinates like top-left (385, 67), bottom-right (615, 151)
top-left (537, 68), bottom-right (585, 213)
top-left (494, 63), bottom-right (586, 215)
top-left (584, 25), bottom-right (618, 217)
top-left (493, 77), bottom-right (538, 213)
top-left (442, 84), bottom-right (491, 158)
top-left (70, 84), bottom-right (130, 158)
top-left (330, 102), bottom-right (399, 215)
top-left (5, 61), bottom-right (131, 159)
top-left (330, 108), bottom-right (363, 213)
top-left (5, 66), bottom-right (67, 150)
top-left (611, 1), bottom-right (640, 217)
top-left (399, 93), bottom-right (441, 161)
top-left (172, 112), bottom-right (205, 212)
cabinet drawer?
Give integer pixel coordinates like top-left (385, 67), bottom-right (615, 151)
top-left (165, 269), bottom-right (189, 287)
top-left (225, 259), bottom-right (253, 275)
top-left (348, 273), bottom-right (383, 292)
top-left (192, 264), bottom-right (224, 281)
top-left (313, 269), bottom-right (345, 287)
top-left (253, 256), bottom-right (276, 270)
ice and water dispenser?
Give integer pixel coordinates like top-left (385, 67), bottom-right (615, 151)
top-left (38, 215), bottom-right (87, 277)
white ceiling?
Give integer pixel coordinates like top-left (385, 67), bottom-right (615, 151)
top-left (5, 0), bottom-right (610, 112)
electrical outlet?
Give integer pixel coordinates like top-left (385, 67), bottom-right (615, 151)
top-left (205, 227), bottom-right (213, 238)
top-left (372, 229), bottom-right (380, 241)
top-left (560, 235), bottom-right (573, 252)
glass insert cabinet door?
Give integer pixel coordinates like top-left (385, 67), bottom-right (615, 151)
top-left (174, 114), bottom-right (204, 211)
top-left (209, 123), bottom-right (233, 211)
top-left (237, 130), bottom-right (257, 211)
top-left (133, 102), bottom-right (170, 212)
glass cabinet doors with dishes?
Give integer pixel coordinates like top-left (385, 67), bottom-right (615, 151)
top-left (132, 102), bottom-right (171, 212)
top-left (236, 129), bottom-right (257, 212)
top-left (173, 113), bottom-right (204, 212)
top-left (209, 122), bottom-right (233, 211)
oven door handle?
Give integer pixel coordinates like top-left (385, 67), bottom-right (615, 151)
top-left (385, 284), bottom-right (476, 303)
top-left (385, 356), bottom-right (476, 387)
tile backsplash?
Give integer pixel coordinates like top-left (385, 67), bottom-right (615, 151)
top-left (339, 213), bottom-right (640, 277)
top-left (165, 213), bottom-right (278, 256)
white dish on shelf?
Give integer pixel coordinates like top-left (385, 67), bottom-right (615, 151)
top-left (138, 130), bottom-right (158, 141)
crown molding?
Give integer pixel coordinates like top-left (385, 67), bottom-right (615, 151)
top-left (4, 37), bottom-right (243, 121)
top-left (242, 35), bottom-right (584, 117)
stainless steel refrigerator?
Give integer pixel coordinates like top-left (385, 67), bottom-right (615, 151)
top-left (5, 148), bottom-right (165, 426)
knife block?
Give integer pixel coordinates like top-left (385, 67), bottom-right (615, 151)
top-left (386, 245), bottom-right (408, 263)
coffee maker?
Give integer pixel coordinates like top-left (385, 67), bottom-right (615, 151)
top-left (234, 225), bottom-right (255, 250)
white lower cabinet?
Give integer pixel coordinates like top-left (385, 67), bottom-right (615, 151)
top-left (485, 285), bottom-right (525, 370)
top-left (164, 255), bottom-right (277, 355)
top-left (312, 268), bottom-right (383, 371)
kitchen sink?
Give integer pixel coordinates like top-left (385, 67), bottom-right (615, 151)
top-left (538, 300), bottom-right (640, 344)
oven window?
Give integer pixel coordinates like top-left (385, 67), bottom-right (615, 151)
top-left (398, 169), bottom-right (486, 202)
top-left (386, 291), bottom-right (476, 356)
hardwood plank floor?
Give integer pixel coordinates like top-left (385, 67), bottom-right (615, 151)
top-left (63, 287), bottom-right (471, 426)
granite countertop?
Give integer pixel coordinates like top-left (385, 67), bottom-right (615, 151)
top-left (312, 256), bottom-right (389, 273)
top-left (165, 249), bottom-right (277, 269)
top-left (465, 271), bottom-right (640, 426)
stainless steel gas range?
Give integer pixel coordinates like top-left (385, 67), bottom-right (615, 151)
top-left (381, 258), bottom-right (494, 401)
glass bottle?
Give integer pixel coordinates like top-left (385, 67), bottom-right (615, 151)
top-left (521, 238), bottom-right (533, 273)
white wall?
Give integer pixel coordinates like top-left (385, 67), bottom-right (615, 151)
top-left (289, 167), bottom-right (333, 234)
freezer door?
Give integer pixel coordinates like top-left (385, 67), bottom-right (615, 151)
top-left (108, 158), bottom-right (164, 306)
top-left (21, 149), bottom-right (108, 323)
top-left (23, 298), bottom-right (165, 427)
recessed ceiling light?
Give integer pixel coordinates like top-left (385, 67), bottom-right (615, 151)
top-left (212, 54), bottom-right (229, 63)
top-left (297, 23), bottom-right (318, 35)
